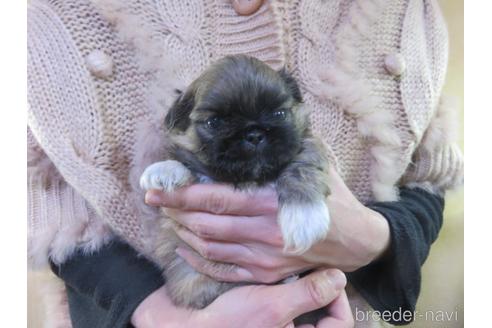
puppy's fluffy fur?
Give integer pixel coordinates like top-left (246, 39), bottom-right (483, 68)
top-left (140, 55), bottom-right (331, 309)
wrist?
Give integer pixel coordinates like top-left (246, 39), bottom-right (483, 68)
top-left (362, 207), bottom-right (391, 263)
top-left (131, 286), bottom-right (193, 328)
top-left (327, 204), bottom-right (391, 271)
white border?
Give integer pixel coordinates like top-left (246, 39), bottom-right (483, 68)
top-left (464, 1), bottom-right (492, 327)
top-left (0, 0), bottom-right (27, 327)
top-left (4, 1), bottom-right (486, 327)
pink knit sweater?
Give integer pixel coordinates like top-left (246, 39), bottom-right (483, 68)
top-left (27, 0), bottom-right (463, 326)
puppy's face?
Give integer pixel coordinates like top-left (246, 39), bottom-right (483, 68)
top-left (165, 55), bottom-right (308, 184)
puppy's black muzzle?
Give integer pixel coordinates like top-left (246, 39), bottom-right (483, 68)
top-left (244, 128), bottom-right (265, 146)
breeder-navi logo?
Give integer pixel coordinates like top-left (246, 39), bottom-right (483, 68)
top-left (355, 307), bottom-right (459, 323)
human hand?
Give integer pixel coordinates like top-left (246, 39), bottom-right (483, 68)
top-left (131, 269), bottom-right (353, 328)
top-left (145, 167), bottom-right (390, 283)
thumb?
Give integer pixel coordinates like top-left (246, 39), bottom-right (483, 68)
top-left (265, 269), bottom-right (347, 325)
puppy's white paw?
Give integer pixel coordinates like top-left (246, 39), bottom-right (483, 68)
top-left (278, 199), bottom-right (330, 254)
top-left (140, 160), bottom-right (193, 192)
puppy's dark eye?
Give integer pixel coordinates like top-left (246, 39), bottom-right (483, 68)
top-left (272, 110), bottom-right (287, 119)
top-left (206, 116), bottom-right (222, 129)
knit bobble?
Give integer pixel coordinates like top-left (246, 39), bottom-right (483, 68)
top-left (384, 53), bottom-right (406, 76)
top-left (85, 50), bottom-right (113, 79)
top-left (232, 0), bottom-right (264, 16)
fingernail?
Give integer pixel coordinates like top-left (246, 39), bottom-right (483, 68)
top-left (325, 269), bottom-right (347, 290)
top-left (145, 191), bottom-right (165, 205)
top-left (236, 267), bottom-right (255, 281)
top-left (310, 270), bottom-right (347, 304)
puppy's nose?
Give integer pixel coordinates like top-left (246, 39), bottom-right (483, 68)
top-left (245, 129), bottom-right (265, 146)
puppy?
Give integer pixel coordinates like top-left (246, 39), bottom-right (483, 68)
top-left (140, 55), bottom-right (331, 309)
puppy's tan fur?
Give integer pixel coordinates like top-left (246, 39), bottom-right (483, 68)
top-left (140, 56), bottom-right (331, 309)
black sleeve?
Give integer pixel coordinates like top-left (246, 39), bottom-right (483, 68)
top-left (50, 239), bottom-right (165, 328)
top-left (347, 187), bottom-right (444, 326)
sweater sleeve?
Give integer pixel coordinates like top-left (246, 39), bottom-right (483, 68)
top-left (347, 187), bottom-right (444, 326)
top-left (398, 0), bottom-right (463, 196)
top-left (50, 239), bottom-right (165, 328)
top-left (28, 127), bottom-right (113, 269)
top-left (399, 98), bottom-right (464, 196)
top-left (28, 0), bottom-right (147, 267)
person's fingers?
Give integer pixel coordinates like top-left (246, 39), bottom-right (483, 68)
top-left (145, 184), bottom-right (277, 215)
top-left (174, 227), bottom-right (254, 264)
top-left (325, 289), bottom-right (353, 322)
top-left (263, 269), bottom-right (347, 325)
top-left (175, 232), bottom-right (309, 283)
top-left (317, 289), bottom-right (354, 328)
top-left (166, 208), bottom-right (284, 245)
top-left (169, 209), bottom-right (247, 241)
top-left (175, 247), bottom-right (255, 282)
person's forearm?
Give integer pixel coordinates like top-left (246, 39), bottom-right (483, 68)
top-left (347, 187), bottom-right (445, 325)
top-left (304, 189), bottom-right (391, 272)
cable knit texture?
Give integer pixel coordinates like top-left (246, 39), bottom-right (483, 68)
top-left (27, 0), bottom-right (463, 327)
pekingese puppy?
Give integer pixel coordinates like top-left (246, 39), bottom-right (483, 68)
top-left (140, 55), bottom-right (331, 309)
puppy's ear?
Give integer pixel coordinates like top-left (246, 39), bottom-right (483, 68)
top-left (165, 89), bottom-right (194, 131)
top-left (278, 68), bottom-right (303, 102)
